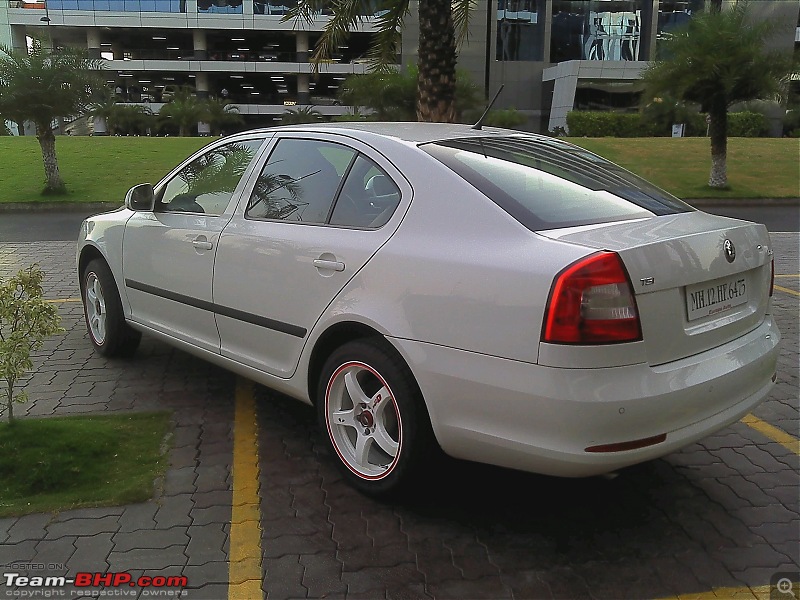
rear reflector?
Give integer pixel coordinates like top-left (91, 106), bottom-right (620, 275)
top-left (585, 433), bottom-right (667, 453)
top-left (543, 252), bottom-right (642, 344)
top-left (770, 258), bottom-right (775, 297)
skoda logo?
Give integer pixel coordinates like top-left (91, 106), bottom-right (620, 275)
top-left (724, 239), bottom-right (736, 263)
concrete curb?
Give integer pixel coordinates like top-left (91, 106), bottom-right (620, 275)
top-left (0, 202), bottom-right (120, 213)
top-left (686, 198), bottom-right (799, 208)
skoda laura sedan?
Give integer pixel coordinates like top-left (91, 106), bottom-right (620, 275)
top-left (77, 123), bottom-right (780, 496)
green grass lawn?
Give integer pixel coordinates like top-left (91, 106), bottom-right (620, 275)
top-left (0, 412), bottom-right (172, 517)
top-left (568, 137), bottom-right (800, 199)
top-left (0, 135), bottom-right (797, 203)
top-left (0, 136), bottom-right (208, 205)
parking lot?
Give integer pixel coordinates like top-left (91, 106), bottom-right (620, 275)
top-left (0, 230), bottom-right (797, 600)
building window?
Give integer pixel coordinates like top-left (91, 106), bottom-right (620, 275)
top-left (551, 0), bottom-right (643, 62)
top-left (656, 0), bottom-right (702, 57)
top-left (197, 0), bottom-right (242, 13)
top-left (497, 0), bottom-right (544, 61)
top-left (44, 0), bottom-right (184, 11)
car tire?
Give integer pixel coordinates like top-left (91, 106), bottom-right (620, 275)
top-left (318, 339), bottom-right (436, 497)
top-left (81, 258), bottom-right (141, 357)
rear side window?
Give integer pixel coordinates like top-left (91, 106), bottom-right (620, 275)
top-left (246, 139), bottom-right (356, 223)
top-left (421, 136), bottom-right (692, 231)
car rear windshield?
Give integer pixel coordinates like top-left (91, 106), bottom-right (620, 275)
top-left (420, 136), bottom-right (693, 231)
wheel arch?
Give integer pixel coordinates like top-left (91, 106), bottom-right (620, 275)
top-left (78, 244), bottom-right (106, 286)
top-left (307, 321), bottom-right (386, 406)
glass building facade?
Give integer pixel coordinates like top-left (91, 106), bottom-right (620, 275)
top-left (36, 0), bottom-right (185, 11)
top-left (496, 0), bottom-right (545, 61)
top-left (550, 0), bottom-right (645, 62)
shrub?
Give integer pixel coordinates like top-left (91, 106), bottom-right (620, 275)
top-left (727, 111), bottom-right (770, 137)
top-left (566, 111), bottom-right (661, 137)
top-left (483, 108), bottom-right (527, 129)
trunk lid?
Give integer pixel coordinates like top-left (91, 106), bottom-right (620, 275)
top-left (539, 212), bottom-right (773, 366)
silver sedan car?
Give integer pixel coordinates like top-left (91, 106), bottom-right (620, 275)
top-left (78, 123), bottom-right (780, 496)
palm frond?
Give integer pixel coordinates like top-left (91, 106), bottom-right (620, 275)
top-left (451, 0), bottom-right (478, 47)
top-left (365, 0), bottom-right (409, 71)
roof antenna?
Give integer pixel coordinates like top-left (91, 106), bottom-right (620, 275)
top-left (471, 84), bottom-right (504, 130)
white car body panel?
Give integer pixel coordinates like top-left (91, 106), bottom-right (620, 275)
top-left (392, 316), bottom-right (778, 476)
top-left (76, 123), bottom-right (781, 480)
top-left (213, 132), bottom-right (414, 378)
top-left (123, 212), bottom-right (226, 353)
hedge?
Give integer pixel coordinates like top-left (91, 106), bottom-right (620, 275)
top-left (565, 110), bottom-right (770, 138)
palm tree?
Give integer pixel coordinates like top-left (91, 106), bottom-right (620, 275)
top-left (158, 88), bottom-right (204, 136)
top-left (281, 106), bottom-right (323, 125)
top-left (202, 97), bottom-right (244, 135)
top-left (0, 43), bottom-right (103, 193)
top-left (642, 3), bottom-right (793, 188)
top-left (87, 89), bottom-right (118, 134)
top-left (286, 0), bottom-right (473, 123)
top-left (338, 65), bottom-right (481, 122)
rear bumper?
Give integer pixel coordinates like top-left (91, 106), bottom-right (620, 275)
top-left (390, 316), bottom-right (780, 477)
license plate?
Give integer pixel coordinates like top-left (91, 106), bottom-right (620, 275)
top-left (686, 275), bottom-right (748, 321)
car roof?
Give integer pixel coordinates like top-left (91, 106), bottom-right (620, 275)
top-left (233, 122), bottom-right (558, 146)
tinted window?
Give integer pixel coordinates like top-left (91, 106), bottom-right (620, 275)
top-left (421, 136), bottom-right (692, 231)
top-left (246, 139), bottom-right (356, 223)
top-left (158, 139), bottom-right (263, 215)
top-left (329, 155), bottom-right (401, 228)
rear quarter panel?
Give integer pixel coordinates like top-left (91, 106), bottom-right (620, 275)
top-left (315, 151), bottom-right (593, 365)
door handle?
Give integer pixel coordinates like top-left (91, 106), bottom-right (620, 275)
top-left (192, 238), bottom-right (213, 251)
top-left (313, 259), bottom-right (345, 272)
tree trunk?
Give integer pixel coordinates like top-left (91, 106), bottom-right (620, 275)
top-left (36, 124), bottom-right (66, 194)
top-left (416, 0), bottom-right (458, 123)
top-left (707, 103), bottom-right (728, 189)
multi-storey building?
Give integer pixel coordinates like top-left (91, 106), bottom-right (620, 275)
top-left (0, 0), bottom-right (382, 131)
top-left (2, 0), bottom-right (798, 133)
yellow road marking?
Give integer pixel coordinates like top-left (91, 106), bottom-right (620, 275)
top-left (658, 580), bottom-right (799, 599)
top-left (44, 298), bottom-right (82, 303)
top-left (774, 274), bottom-right (799, 278)
top-left (658, 584), bottom-right (771, 598)
top-left (741, 414), bottom-right (800, 455)
top-left (228, 377), bottom-right (263, 600)
top-left (774, 285), bottom-right (799, 297)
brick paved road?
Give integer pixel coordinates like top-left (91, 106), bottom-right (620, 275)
top-left (0, 233), bottom-right (797, 600)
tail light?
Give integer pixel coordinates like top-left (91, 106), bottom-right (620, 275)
top-left (543, 252), bottom-right (642, 345)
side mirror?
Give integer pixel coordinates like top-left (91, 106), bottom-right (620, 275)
top-left (125, 183), bottom-right (155, 211)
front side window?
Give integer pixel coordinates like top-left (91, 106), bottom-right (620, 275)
top-left (421, 136), bottom-right (692, 231)
top-left (158, 139), bottom-right (263, 215)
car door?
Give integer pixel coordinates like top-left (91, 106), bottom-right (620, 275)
top-left (123, 137), bottom-right (266, 353)
top-left (213, 133), bottom-right (410, 377)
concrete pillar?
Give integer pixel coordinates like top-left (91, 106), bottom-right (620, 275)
top-left (296, 31), bottom-right (309, 63)
top-left (647, 0), bottom-right (660, 61)
top-left (542, 0), bottom-right (553, 63)
top-left (297, 73), bottom-right (310, 105)
top-left (193, 29), bottom-right (207, 60)
top-left (195, 72), bottom-right (210, 134)
top-left (87, 27), bottom-right (102, 59)
top-left (93, 117), bottom-right (109, 135)
top-left (195, 72), bottom-right (209, 98)
top-left (11, 24), bottom-right (27, 51)
top-left (111, 41), bottom-right (124, 60)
